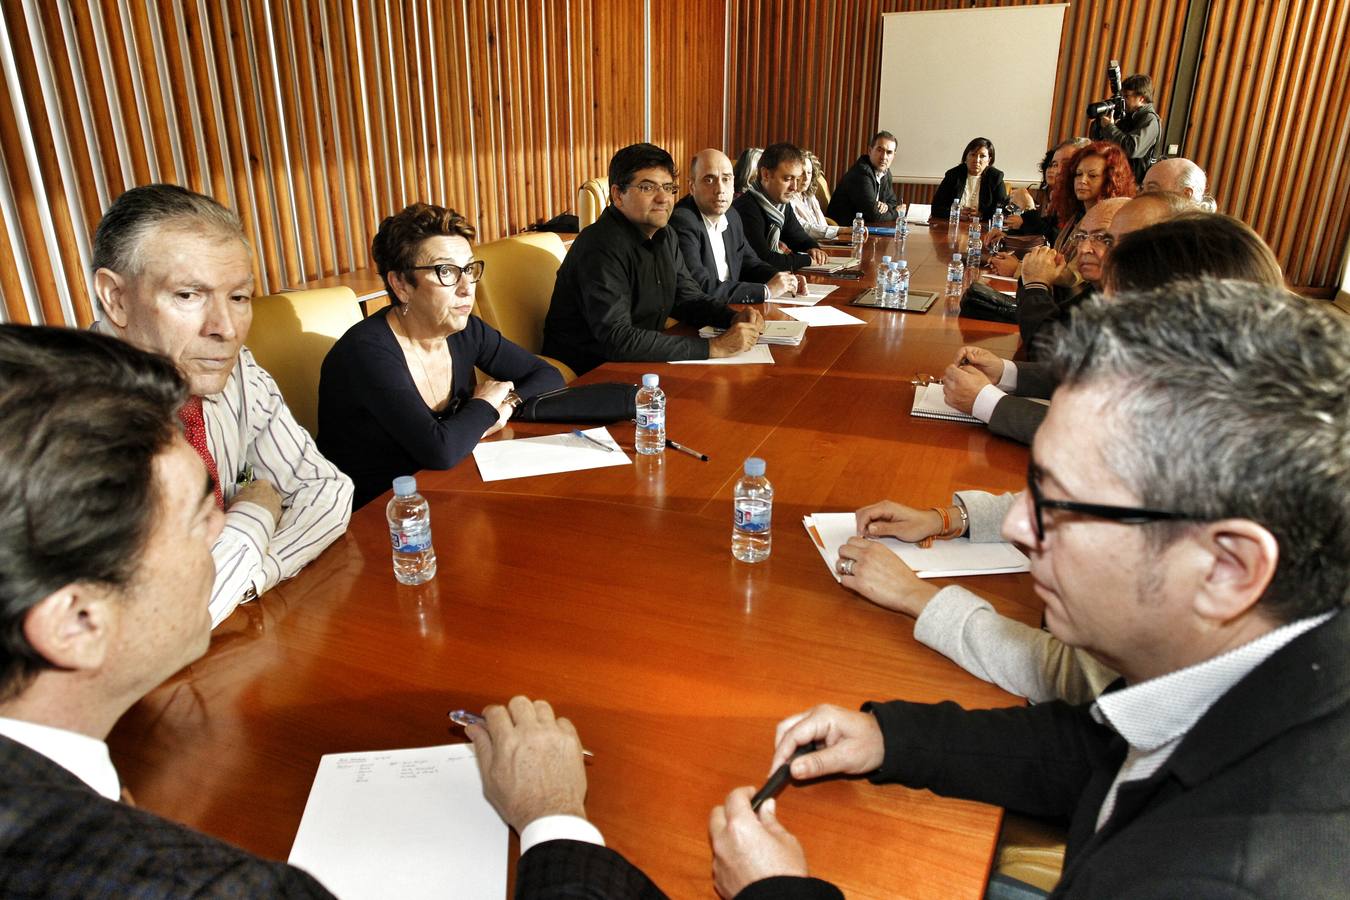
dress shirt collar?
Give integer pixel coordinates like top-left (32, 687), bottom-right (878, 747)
top-left (1092, 611), bottom-right (1336, 752)
top-left (0, 716), bottom-right (121, 800)
top-left (700, 211), bottom-right (728, 233)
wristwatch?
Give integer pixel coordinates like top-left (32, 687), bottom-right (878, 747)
top-left (504, 391), bottom-right (523, 414)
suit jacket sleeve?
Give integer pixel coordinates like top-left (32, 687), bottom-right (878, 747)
top-left (987, 395), bottom-right (1046, 445)
top-left (669, 208), bottom-right (766, 304)
top-left (729, 215), bottom-right (782, 285)
top-left (864, 698), bottom-right (1109, 820)
top-left (1013, 361), bottom-right (1057, 398)
top-left (981, 169), bottom-right (1009, 220)
top-left (1017, 282), bottom-right (1063, 356)
top-left (876, 173), bottom-right (899, 222)
top-left (780, 206), bottom-right (820, 253)
top-left (931, 168), bottom-right (961, 218)
top-left (515, 839), bottom-right (668, 899)
top-left (669, 244), bottom-right (737, 329)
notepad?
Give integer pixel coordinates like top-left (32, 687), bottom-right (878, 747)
top-left (670, 344), bottom-right (775, 365)
top-left (904, 203), bottom-right (933, 224)
top-left (782, 305), bottom-right (866, 327)
top-left (289, 743), bottom-right (507, 900)
top-left (472, 426), bottom-right (631, 481)
top-left (803, 513), bottom-right (1030, 579)
top-left (910, 383), bottom-right (981, 424)
top-left (699, 319), bottom-right (808, 345)
top-left (770, 283), bottom-right (836, 306)
top-left (800, 256), bottom-right (860, 274)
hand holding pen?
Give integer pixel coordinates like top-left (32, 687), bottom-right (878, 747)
top-left (769, 704), bottom-right (886, 780)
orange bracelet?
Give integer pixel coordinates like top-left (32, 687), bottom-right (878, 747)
top-left (919, 506), bottom-right (949, 548)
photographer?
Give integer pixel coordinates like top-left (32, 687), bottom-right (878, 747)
top-left (1090, 72), bottom-right (1160, 184)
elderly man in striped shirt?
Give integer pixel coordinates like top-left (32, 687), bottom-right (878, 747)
top-left (90, 184), bottom-right (353, 628)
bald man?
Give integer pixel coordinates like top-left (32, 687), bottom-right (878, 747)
top-left (947, 193), bottom-right (1197, 444)
top-left (1142, 157), bottom-right (1208, 203)
top-left (670, 149), bottom-right (805, 303)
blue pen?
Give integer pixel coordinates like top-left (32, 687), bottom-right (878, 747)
top-left (571, 429), bottom-right (615, 452)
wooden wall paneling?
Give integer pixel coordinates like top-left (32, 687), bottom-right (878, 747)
top-left (268, 0), bottom-right (319, 282)
top-left (96, 0), bottom-right (151, 185)
top-left (414, 1), bottom-right (444, 206)
top-left (204, 1), bottom-right (270, 293)
top-left (36, 3), bottom-right (102, 239)
top-left (383, 0), bottom-right (415, 212)
top-left (360, 1), bottom-right (394, 227)
top-left (4, 0), bottom-right (89, 326)
top-left (244, 0), bottom-right (303, 286)
top-left (68, 3), bottom-right (124, 199)
top-left (153, 0), bottom-right (201, 192)
top-left (125, 0), bottom-right (176, 183)
top-left (0, 171), bottom-right (29, 322)
top-left (178, 1), bottom-right (231, 204)
top-left (329, 0), bottom-right (379, 263)
top-left (464, 0), bottom-right (502, 238)
top-left (303, 0), bottom-right (353, 273)
top-left (649, 0), bottom-right (724, 181)
top-left (434, 0), bottom-right (478, 225)
top-left (282, 0), bottom-right (336, 279)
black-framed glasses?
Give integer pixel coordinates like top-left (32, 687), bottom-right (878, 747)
top-left (409, 259), bottom-right (486, 287)
top-left (1069, 230), bottom-right (1114, 249)
top-left (1026, 456), bottom-right (1195, 542)
top-left (624, 180), bottom-right (679, 196)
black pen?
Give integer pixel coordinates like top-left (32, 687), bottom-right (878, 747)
top-left (666, 439), bottom-right (709, 461)
top-left (751, 742), bottom-right (819, 812)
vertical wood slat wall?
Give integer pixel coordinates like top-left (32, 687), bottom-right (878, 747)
top-left (0, 0), bottom-right (725, 326)
top-left (726, 0), bottom-right (1349, 292)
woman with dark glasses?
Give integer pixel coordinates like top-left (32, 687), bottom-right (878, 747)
top-left (318, 203), bottom-right (563, 508)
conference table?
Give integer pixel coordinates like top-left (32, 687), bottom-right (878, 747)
top-left (109, 222), bottom-right (1042, 899)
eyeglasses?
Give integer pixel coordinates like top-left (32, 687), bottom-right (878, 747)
top-left (1069, 231), bottom-right (1115, 249)
top-left (1026, 456), bottom-right (1195, 542)
top-left (625, 180), bottom-right (679, 196)
top-left (409, 260), bottom-right (486, 287)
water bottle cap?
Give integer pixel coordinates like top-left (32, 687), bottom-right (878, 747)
top-left (743, 456), bottom-right (766, 477)
top-left (880, 255), bottom-right (891, 263)
top-left (392, 475), bottom-right (417, 496)
top-left (642, 373), bottom-right (659, 388)
top-left (888, 261), bottom-right (899, 270)
top-left (897, 259), bottom-right (907, 267)
top-left (952, 254), bottom-right (962, 261)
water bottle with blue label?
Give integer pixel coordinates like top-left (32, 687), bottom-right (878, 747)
top-left (991, 206), bottom-right (1004, 234)
top-left (894, 258), bottom-right (910, 307)
top-left (851, 212), bottom-right (866, 259)
top-left (966, 222), bottom-right (982, 272)
top-left (634, 373), bottom-right (665, 455)
top-left (882, 262), bottom-right (900, 307)
top-left (946, 254), bottom-right (965, 299)
top-left (875, 254), bottom-right (891, 295)
top-left (732, 457), bottom-right (773, 562)
top-left (387, 475), bottom-right (437, 585)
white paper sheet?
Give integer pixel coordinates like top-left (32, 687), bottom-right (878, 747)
top-left (799, 257), bottom-right (860, 274)
top-left (699, 320), bottom-right (807, 345)
top-left (289, 743), bottom-right (507, 900)
top-left (472, 426), bottom-right (631, 482)
top-left (904, 203), bottom-right (933, 223)
top-left (804, 513), bottom-right (1030, 579)
top-left (782, 306), bottom-right (867, 327)
top-left (669, 344), bottom-right (775, 365)
top-left (769, 283), bottom-right (837, 305)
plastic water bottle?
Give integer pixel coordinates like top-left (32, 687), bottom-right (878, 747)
top-left (991, 207), bottom-right (1005, 233)
top-left (966, 223), bottom-right (982, 272)
top-left (635, 373), bottom-right (665, 455)
top-left (387, 475), bottom-right (436, 585)
top-left (875, 254), bottom-right (892, 294)
top-left (898, 202), bottom-right (910, 237)
top-left (881, 262), bottom-right (900, 307)
top-left (851, 213), bottom-right (866, 259)
top-left (945, 254), bottom-right (965, 299)
top-left (732, 457), bottom-right (773, 562)
top-left (949, 197), bottom-right (961, 221)
top-left (894, 258), bottom-right (910, 307)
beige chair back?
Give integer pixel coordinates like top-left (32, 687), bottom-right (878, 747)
top-left (474, 232), bottom-right (576, 382)
top-left (576, 177), bottom-right (609, 228)
top-left (246, 286), bottom-right (362, 435)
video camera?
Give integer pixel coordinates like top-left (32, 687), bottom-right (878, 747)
top-left (1085, 60), bottom-right (1125, 120)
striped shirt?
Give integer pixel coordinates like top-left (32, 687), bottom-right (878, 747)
top-left (200, 346), bottom-right (353, 626)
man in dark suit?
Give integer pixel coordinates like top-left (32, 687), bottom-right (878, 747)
top-left (670, 148), bottom-right (805, 303)
top-left (709, 281), bottom-right (1350, 897)
top-left (732, 142), bottom-right (828, 272)
top-left (0, 326), bottom-right (662, 898)
top-left (825, 131), bottom-right (900, 224)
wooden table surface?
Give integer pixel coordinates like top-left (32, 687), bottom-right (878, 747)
top-left (109, 224), bottom-right (1040, 899)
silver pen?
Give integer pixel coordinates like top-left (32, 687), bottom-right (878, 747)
top-left (571, 429), bottom-right (615, 452)
top-left (448, 710), bottom-right (594, 758)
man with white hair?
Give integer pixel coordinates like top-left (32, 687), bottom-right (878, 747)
top-left (1142, 158), bottom-right (1209, 205)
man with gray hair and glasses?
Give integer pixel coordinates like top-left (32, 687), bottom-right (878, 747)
top-left (91, 184), bottom-right (353, 628)
top-left (1142, 157), bottom-right (1215, 210)
top-left (709, 281), bottom-right (1349, 898)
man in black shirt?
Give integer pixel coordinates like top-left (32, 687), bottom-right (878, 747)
top-left (826, 131), bottom-right (900, 224)
top-left (1090, 73), bottom-right (1161, 185)
top-left (542, 143), bottom-right (763, 376)
top-left (732, 143), bottom-right (828, 272)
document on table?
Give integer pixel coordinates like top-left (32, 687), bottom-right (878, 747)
top-left (911, 383), bottom-right (982, 424)
top-left (800, 256), bottom-right (859, 274)
top-left (904, 203), bottom-right (932, 223)
top-left (770, 283), bottom-right (837, 306)
top-left (803, 513), bottom-right (1030, 579)
top-left (781, 305), bottom-right (867, 326)
top-left (670, 344), bottom-right (774, 365)
top-left (699, 319), bottom-right (808, 345)
top-left (289, 743), bottom-right (507, 900)
top-left (472, 426), bottom-right (630, 481)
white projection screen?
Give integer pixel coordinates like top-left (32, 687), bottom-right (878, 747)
top-left (878, 5), bottom-right (1068, 185)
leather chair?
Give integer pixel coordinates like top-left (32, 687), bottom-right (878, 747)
top-left (813, 170), bottom-right (832, 209)
top-left (575, 177), bottom-right (609, 229)
top-left (994, 812), bottom-right (1067, 893)
top-left (473, 232), bottom-right (576, 382)
top-left (246, 286), bottom-right (362, 436)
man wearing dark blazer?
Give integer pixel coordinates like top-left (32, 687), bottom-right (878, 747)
top-left (732, 143), bottom-right (828, 272)
top-left (0, 326), bottom-right (662, 898)
top-left (671, 148), bottom-right (805, 303)
top-left (707, 282), bottom-right (1350, 897)
top-left (826, 131), bottom-right (901, 224)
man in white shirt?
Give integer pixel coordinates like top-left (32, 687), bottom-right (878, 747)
top-left (0, 326), bottom-right (660, 897)
top-left (90, 184), bottom-right (354, 627)
top-left (708, 281), bottom-right (1350, 898)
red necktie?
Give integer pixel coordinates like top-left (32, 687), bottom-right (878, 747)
top-left (180, 396), bottom-right (225, 509)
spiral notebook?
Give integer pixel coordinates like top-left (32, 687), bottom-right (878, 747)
top-left (910, 383), bottom-right (982, 424)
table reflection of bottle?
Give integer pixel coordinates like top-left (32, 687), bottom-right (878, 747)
top-left (398, 577), bottom-right (445, 640)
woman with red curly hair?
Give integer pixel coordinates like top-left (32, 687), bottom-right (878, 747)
top-left (1049, 141), bottom-right (1135, 252)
